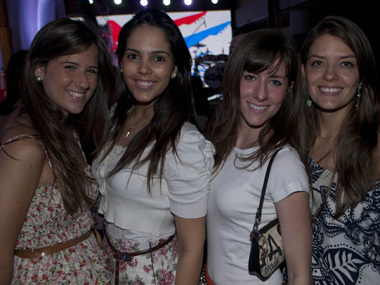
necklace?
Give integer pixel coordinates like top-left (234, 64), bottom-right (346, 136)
top-left (125, 128), bottom-right (132, 138)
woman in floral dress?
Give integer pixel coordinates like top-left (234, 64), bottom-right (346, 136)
top-left (92, 8), bottom-right (214, 285)
top-left (0, 18), bottom-right (115, 284)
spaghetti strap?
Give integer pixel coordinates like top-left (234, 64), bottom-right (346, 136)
top-left (0, 134), bottom-right (52, 168)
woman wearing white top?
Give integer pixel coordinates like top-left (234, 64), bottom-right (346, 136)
top-left (206, 29), bottom-right (312, 284)
top-left (92, 8), bottom-right (214, 285)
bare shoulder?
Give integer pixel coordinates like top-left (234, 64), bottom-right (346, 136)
top-left (1, 116), bottom-right (44, 162)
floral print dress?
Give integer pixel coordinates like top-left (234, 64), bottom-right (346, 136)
top-left (309, 156), bottom-right (380, 284)
top-left (1, 135), bottom-right (111, 284)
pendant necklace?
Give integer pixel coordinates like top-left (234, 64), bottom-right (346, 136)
top-left (125, 128), bottom-right (132, 138)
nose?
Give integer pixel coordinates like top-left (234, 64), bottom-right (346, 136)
top-left (138, 58), bottom-right (152, 75)
top-left (254, 80), bottom-right (268, 102)
top-left (75, 71), bottom-right (90, 89)
top-left (323, 63), bottom-right (338, 81)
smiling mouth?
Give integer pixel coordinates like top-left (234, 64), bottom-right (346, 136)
top-left (319, 87), bottom-right (342, 94)
top-left (248, 102), bottom-right (268, 111)
top-left (67, 91), bottom-right (84, 98)
top-left (135, 80), bottom-right (155, 88)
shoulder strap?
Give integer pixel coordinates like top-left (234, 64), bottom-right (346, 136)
top-left (1, 134), bottom-right (52, 169)
top-left (252, 148), bottom-right (281, 230)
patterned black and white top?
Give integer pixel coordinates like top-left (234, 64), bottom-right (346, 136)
top-left (309, 156), bottom-right (380, 284)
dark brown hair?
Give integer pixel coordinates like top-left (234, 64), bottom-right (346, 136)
top-left (211, 28), bottom-right (300, 172)
top-left (298, 16), bottom-right (380, 217)
top-left (24, 18), bottom-right (115, 214)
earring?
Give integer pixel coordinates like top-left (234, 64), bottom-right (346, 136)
top-left (355, 84), bottom-right (362, 109)
top-left (36, 77), bottom-right (42, 82)
top-left (306, 90), bottom-right (312, 107)
top-left (120, 68), bottom-right (123, 73)
top-left (171, 73), bottom-right (177, 79)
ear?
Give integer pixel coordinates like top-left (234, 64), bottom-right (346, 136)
top-left (34, 65), bottom-right (46, 81)
top-left (171, 66), bottom-right (178, 79)
top-left (301, 64), bottom-right (306, 76)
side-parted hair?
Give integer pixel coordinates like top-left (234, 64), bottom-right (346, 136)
top-left (211, 29), bottom-right (300, 172)
top-left (101, 8), bottom-right (195, 189)
top-left (298, 16), bottom-right (380, 217)
top-left (24, 18), bottom-right (115, 214)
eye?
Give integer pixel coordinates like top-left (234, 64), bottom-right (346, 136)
top-left (87, 69), bottom-right (98, 75)
top-left (244, 74), bottom-right (255, 81)
top-left (341, 61), bottom-right (354, 67)
top-left (64, 65), bottom-right (76, 70)
top-left (270, 80), bottom-right (282, 86)
top-left (311, 60), bottom-right (323, 67)
top-left (154, 56), bottom-right (165, 62)
top-left (126, 53), bottom-right (138, 60)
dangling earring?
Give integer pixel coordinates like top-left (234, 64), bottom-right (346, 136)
top-left (306, 90), bottom-right (312, 107)
top-left (36, 77), bottom-right (42, 82)
top-left (355, 84), bottom-right (362, 109)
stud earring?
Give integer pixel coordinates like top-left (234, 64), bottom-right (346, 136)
top-left (171, 73), bottom-right (177, 79)
top-left (355, 84), bottom-right (362, 109)
top-left (36, 77), bottom-right (42, 82)
top-left (120, 68), bottom-right (123, 73)
top-left (306, 90), bottom-right (312, 107)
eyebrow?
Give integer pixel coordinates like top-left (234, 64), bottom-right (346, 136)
top-left (61, 61), bottom-right (98, 69)
top-left (308, 54), bottom-right (356, 59)
top-left (125, 48), bottom-right (171, 56)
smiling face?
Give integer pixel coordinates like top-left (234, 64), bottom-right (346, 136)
top-left (302, 34), bottom-right (361, 115)
top-left (239, 59), bottom-right (290, 134)
top-left (35, 44), bottom-right (98, 117)
top-left (120, 25), bottom-right (177, 108)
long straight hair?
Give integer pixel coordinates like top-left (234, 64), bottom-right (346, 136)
top-left (211, 29), bottom-right (301, 172)
top-left (99, 8), bottom-right (195, 190)
top-left (298, 16), bottom-right (380, 217)
top-left (24, 18), bottom-right (115, 214)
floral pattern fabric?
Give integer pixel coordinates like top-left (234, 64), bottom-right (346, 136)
top-left (2, 135), bottom-right (111, 284)
top-left (103, 233), bottom-right (178, 285)
top-left (309, 156), bottom-right (380, 284)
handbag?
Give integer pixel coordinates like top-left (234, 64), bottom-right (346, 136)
top-left (248, 148), bottom-right (285, 281)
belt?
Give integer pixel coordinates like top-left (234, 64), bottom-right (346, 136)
top-left (14, 229), bottom-right (93, 259)
top-left (104, 226), bottom-right (175, 285)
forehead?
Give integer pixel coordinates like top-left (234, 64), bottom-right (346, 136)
top-left (126, 25), bottom-right (171, 50)
top-left (309, 34), bottom-right (354, 56)
top-left (51, 44), bottom-right (98, 65)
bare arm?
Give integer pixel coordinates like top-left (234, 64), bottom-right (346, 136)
top-left (275, 191), bottom-right (312, 285)
top-left (0, 139), bottom-right (45, 284)
top-left (174, 215), bottom-right (205, 285)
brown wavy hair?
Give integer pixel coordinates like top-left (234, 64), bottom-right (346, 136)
top-left (23, 18), bottom-right (115, 214)
top-left (211, 29), bottom-right (301, 172)
top-left (297, 16), bottom-right (380, 217)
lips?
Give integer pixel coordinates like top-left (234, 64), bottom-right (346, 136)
top-left (67, 90), bottom-right (85, 98)
top-left (248, 102), bottom-right (268, 112)
top-left (319, 86), bottom-right (342, 94)
top-left (135, 79), bottom-right (155, 89)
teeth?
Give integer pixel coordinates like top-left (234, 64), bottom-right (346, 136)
top-left (320, 87), bottom-right (341, 93)
top-left (249, 102), bottom-right (267, 111)
top-left (68, 91), bottom-right (84, 98)
top-left (137, 80), bottom-right (153, 87)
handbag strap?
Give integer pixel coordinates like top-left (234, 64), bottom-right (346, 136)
top-left (251, 148), bottom-right (281, 235)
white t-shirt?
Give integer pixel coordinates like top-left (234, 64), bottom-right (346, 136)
top-left (92, 122), bottom-right (215, 244)
top-left (207, 146), bottom-right (309, 284)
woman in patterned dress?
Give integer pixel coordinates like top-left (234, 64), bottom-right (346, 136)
top-left (91, 8), bottom-right (214, 285)
top-left (0, 18), bottom-right (115, 284)
top-left (297, 16), bottom-right (380, 284)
